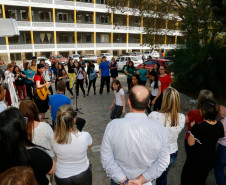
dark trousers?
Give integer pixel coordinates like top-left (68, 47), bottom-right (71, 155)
top-left (55, 79), bottom-right (58, 91)
top-left (214, 144), bottom-right (226, 185)
top-left (66, 81), bottom-right (73, 96)
top-left (147, 94), bottom-right (162, 113)
top-left (99, 76), bottom-right (110, 94)
top-left (127, 78), bottom-right (132, 92)
top-left (49, 84), bottom-right (53, 95)
top-left (55, 165), bottom-right (92, 185)
top-left (76, 79), bottom-right (85, 96)
top-left (88, 77), bottom-right (96, 94)
top-left (110, 105), bottom-right (123, 120)
top-left (156, 152), bottom-right (178, 185)
top-left (26, 83), bottom-right (34, 99)
top-left (52, 117), bottom-right (86, 131)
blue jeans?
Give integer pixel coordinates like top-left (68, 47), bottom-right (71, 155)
top-left (156, 151), bottom-right (178, 185)
top-left (215, 144), bottom-right (226, 185)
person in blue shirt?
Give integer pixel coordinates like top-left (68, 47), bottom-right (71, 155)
top-left (137, 63), bottom-right (148, 86)
top-left (24, 62), bottom-right (35, 100)
top-left (99, 56), bottom-right (110, 95)
top-left (49, 80), bottom-right (71, 130)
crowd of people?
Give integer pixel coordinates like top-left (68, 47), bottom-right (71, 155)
top-left (0, 55), bottom-right (226, 185)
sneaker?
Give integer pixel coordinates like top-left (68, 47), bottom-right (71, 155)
top-left (87, 93), bottom-right (89, 96)
top-left (71, 95), bottom-right (74, 99)
top-left (94, 92), bottom-right (96, 95)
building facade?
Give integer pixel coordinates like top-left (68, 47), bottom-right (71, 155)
top-left (0, 0), bottom-right (184, 61)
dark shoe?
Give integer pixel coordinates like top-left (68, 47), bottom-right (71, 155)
top-left (87, 93), bottom-right (89, 96)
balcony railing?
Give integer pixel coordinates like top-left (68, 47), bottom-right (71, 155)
top-left (96, 43), bottom-right (112, 48)
top-left (34, 44), bottom-right (55, 49)
top-left (77, 43), bottom-right (94, 48)
top-left (57, 44), bottom-right (75, 49)
top-left (76, 23), bottom-right (95, 29)
top-left (54, 0), bottom-right (74, 6)
top-left (55, 22), bottom-right (75, 28)
top-left (30, 0), bottom-right (53, 4)
top-left (9, 44), bottom-right (32, 50)
top-left (76, 2), bottom-right (94, 8)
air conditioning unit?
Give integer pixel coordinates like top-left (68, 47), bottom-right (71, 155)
top-left (0, 18), bottom-right (20, 37)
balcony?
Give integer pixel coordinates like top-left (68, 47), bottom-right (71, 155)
top-left (76, 2), bottom-right (95, 12)
top-left (77, 43), bottom-right (95, 49)
top-left (96, 24), bottom-right (112, 32)
top-left (76, 23), bottom-right (95, 31)
top-left (55, 22), bottom-right (75, 31)
top-left (113, 43), bottom-right (127, 49)
top-left (54, 0), bottom-right (74, 10)
top-left (57, 44), bottom-right (76, 51)
top-left (128, 43), bottom-right (141, 48)
top-left (95, 3), bottom-right (108, 13)
top-left (96, 43), bottom-right (112, 49)
top-left (2, 0), bottom-right (29, 6)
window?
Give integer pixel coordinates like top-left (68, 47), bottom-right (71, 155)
top-left (84, 0), bottom-right (93, 2)
top-left (40, 33), bottom-right (52, 43)
top-left (23, 32), bottom-right (31, 44)
top-left (5, 9), bottom-right (17, 20)
top-left (135, 19), bottom-right (140, 27)
top-left (77, 33), bottom-right (82, 43)
top-left (86, 34), bottom-right (92, 42)
top-left (85, 14), bottom-right (93, 23)
top-left (77, 13), bottom-right (82, 23)
top-left (100, 15), bottom-right (109, 24)
top-left (134, 35), bottom-right (140, 43)
top-left (100, 34), bottom-right (110, 43)
top-left (59, 34), bottom-right (69, 43)
top-left (39, 11), bottom-right (51, 22)
top-left (57, 12), bottom-right (68, 22)
top-left (8, 35), bottom-right (19, 44)
top-left (10, 53), bottom-right (21, 61)
top-left (20, 10), bottom-right (29, 21)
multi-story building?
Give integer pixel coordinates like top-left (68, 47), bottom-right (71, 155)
top-left (0, 0), bottom-right (184, 61)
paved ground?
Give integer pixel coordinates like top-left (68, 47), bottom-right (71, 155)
top-left (45, 72), bottom-right (216, 185)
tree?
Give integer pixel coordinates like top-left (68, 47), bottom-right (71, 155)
top-left (106, 0), bottom-right (226, 48)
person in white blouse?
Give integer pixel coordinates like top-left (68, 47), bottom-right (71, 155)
top-left (19, 100), bottom-right (54, 158)
top-left (52, 105), bottom-right (92, 185)
top-left (148, 87), bottom-right (185, 185)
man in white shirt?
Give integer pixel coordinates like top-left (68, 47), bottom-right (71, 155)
top-left (101, 85), bottom-right (170, 185)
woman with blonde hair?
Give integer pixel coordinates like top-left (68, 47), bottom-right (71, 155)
top-left (148, 87), bottom-right (185, 185)
top-left (184, 89), bottom-right (214, 155)
top-left (52, 105), bottom-right (92, 185)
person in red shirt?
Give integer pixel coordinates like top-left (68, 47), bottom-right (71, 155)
top-left (184, 90), bottom-right (214, 155)
top-left (158, 65), bottom-right (172, 109)
top-left (34, 64), bottom-right (52, 121)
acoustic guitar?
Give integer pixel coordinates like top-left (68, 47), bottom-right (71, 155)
top-left (34, 78), bottom-right (55, 101)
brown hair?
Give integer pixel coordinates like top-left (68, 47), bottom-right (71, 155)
top-left (55, 105), bottom-right (78, 144)
top-left (24, 62), bottom-right (29, 70)
top-left (197, 90), bottom-right (214, 109)
top-left (159, 87), bottom-right (180, 127)
top-left (57, 80), bottom-right (66, 92)
top-left (111, 80), bottom-right (122, 92)
top-left (7, 63), bottom-right (13, 70)
top-left (19, 100), bottom-right (40, 141)
top-left (200, 99), bottom-right (219, 121)
top-left (0, 166), bottom-right (38, 185)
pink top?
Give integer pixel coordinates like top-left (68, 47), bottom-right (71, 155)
top-left (218, 117), bottom-right (226, 146)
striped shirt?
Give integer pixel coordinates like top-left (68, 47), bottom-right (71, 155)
top-left (101, 113), bottom-right (170, 184)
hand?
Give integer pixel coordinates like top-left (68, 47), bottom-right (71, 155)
top-left (151, 100), bottom-right (155, 105)
top-left (190, 121), bottom-right (195, 127)
top-left (110, 106), bottom-right (114, 111)
top-left (128, 179), bottom-right (142, 185)
top-left (84, 79), bottom-right (86, 83)
top-left (122, 109), bottom-right (125, 114)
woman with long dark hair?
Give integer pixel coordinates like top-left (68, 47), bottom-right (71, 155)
top-left (75, 62), bottom-right (86, 97)
top-left (57, 63), bottom-right (74, 98)
top-left (67, 58), bottom-right (76, 91)
top-left (109, 57), bottom-right (118, 81)
top-left (34, 64), bottom-right (51, 120)
top-left (125, 60), bottom-right (136, 93)
top-left (19, 100), bottom-right (54, 157)
top-left (181, 100), bottom-right (224, 185)
top-left (148, 70), bottom-right (162, 112)
top-left (13, 65), bottom-right (27, 100)
top-left (53, 105), bottom-right (92, 185)
top-left (24, 62), bottom-right (35, 100)
top-left (149, 87), bottom-right (185, 185)
top-left (0, 108), bottom-right (56, 185)
top-left (87, 61), bottom-right (97, 96)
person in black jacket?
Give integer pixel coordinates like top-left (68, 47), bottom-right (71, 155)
top-left (67, 58), bottom-right (76, 92)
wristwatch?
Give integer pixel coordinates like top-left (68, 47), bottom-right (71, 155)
top-left (122, 179), bottom-right (129, 185)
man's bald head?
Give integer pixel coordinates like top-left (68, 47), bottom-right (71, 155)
top-left (129, 85), bottom-right (150, 111)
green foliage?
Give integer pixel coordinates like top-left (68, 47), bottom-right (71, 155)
top-left (169, 42), bottom-right (226, 95)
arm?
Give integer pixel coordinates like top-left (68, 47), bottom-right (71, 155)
top-left (188, 132), bottom-right (196, 146)
top-left (20, 72), bottom-right (26, 78)
top-left (47, 159), bottom-right (56, 175)
top-left (14, 74), bottom-right (19, 80)
top-left (0, 85), bottom-right (4, 101)
top-left (99, 68), bottom-right (102, 78)
top-left (121, 94), bottom-right (126, 114)
top-left (36, 80), bottom-right (51, 89)
top-left (131, 128), bottom-right (170, 183)
top-left (82, 71), bottom-right (87, 82)
top-left (101, 124), bottom-right (127, 183)
top-left (49, 105), bottom-right (51, 113)
top-left (185, 115), bottom-right (190, 125)
top-left (110, 97), bottom-right (116, 110)
top-left (152, 85), bottom-right (161, 105)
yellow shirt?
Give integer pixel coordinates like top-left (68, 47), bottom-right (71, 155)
top-left (30, 66), bottom-right (37, 74)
